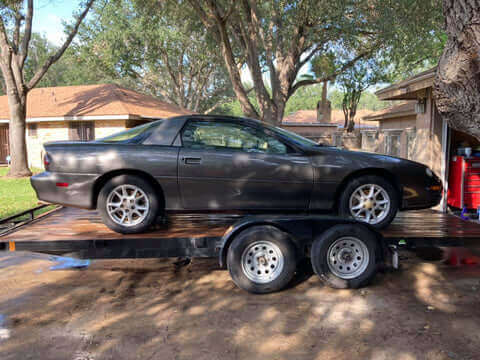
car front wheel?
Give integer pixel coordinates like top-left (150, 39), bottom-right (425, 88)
top-left (98, 174), bottom-right (160, 234)
top-left (339, 175), bottom-right (398, 229)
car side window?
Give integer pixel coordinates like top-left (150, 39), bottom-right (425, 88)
top-left (181, 120), bottom-right (288, 154)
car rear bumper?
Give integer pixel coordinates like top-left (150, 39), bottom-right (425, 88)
top-left (31, 171), bottom-right (98, 209)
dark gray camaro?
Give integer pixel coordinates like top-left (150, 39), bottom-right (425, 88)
top-left (31, 115), bottom-right (442, 234)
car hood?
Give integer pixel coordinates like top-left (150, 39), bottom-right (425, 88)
top-left (304, 146), bottom-right (427, 170)
top-left (44, 140), bottom-right (94, 147)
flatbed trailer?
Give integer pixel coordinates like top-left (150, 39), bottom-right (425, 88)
top-left (2, 207), bottom-right (480, 293)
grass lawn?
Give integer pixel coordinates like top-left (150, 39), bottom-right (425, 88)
top-left (0, 167), bottom-right (55, 220)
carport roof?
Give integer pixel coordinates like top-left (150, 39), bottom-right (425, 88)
top-left (375, 68), bottom-right (436, 101)
top-left (362, 102), bottom-right (416, 121)
top-left (0, 83), bottom-right (192, 123)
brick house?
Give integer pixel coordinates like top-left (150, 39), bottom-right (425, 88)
top-left (282, 109), bottom-right (377, 148)
top-left (360, 102), bottom-right (417, 156)
top-left (361, 68), bottom-right (445, 178)
top-left (360, 67), bottom-right (480, 211)
top-left (0, 84), bottom-right (191, 167)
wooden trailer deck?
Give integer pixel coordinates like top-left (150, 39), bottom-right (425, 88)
top-left (2, 207), bottom-right (480, 255)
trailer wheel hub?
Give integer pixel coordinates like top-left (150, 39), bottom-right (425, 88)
top-left (339, 249), bottom-right (353, 263)
top-left (326, 236), bottom-right (370, 279)
top-left (241, 241), bottom-right (284, 284)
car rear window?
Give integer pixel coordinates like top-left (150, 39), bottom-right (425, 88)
top-left (99, 120), bottom-right (163, 143)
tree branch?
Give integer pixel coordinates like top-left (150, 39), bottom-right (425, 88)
top-left (0, 18), bottom-right (11, 57)
top-left (289, 48), bottom-right (375, 97)
top-left (222, 0), bottom-right (237, 22)
top-left (27, 0), bottom-right (95, 90)
top-left (160, 49), bottom-right (179, 88)
top-left (156, 87), bottom-right (177, 105)
top-left (0, 18), bottom-right (22, 102)
top-left (298, 43), bottom-right (324, 69)
top-left (187, 0), bottom-right (214, 27)
top-left (12, 9), bottom-right (23, 54)
top-left (19, 0), bottom-right (33, 69)
top-left (239, 0), bottom-right (275, 116)
top-left (204, 96), bottom-right (235, 114)
top-left (193, 66), bottom-right (216, 111)
top-left (190, 0), bottom-right (259, 119)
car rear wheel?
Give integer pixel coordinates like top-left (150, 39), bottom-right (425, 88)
top-left (339, 175), bottom-right (398, 229)
top-left (310, 224), bottom-right (378, 289)
top-left (227, 225), bottom-right (297, 294)
top-left (98, 175), bottom-right (160, 234)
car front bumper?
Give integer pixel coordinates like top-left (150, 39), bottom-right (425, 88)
top-left (401, 173), bottom-right (443, 210)
top-left (31, 171), bottom-right (99, 209)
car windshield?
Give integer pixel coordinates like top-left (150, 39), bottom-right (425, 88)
top-left (99, 121), bottom-right (163, 143)
top-left (265, 124), bottom-right (321, 147)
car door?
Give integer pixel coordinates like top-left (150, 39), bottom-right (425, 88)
top-left (177, 118), bottom-right (314, 210)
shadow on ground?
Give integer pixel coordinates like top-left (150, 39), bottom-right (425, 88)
top-left (0, 250), bottom-right (480, 360)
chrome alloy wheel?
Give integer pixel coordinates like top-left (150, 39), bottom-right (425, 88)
top-left (349, 184), bottom-right (390, 224)
top-left (327, 236), bottom-right (369, 279)
top-left (241, 241), bottom-right (284, 284)
top-left (106, 184), bottom-right (149, 227)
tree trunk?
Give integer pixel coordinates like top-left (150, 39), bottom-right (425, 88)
top-left (0, 0), bottom-right (93, 177)
top-left (273, 100), bottom-right (285, 125)
top-left (321, 81), bottom-right (328, 111)
top-left (216, 19), bottom-right (259, 120)
top-left (271, 59), bottom-right (297, 126)
top-left (434, 0), bottom-right (480, 139)
top-left (256, 94), bottom-right (279, 125)
top-left (7, 92), bottom-right (30, 177)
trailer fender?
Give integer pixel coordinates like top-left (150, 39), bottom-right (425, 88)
top-left (218, 217), bottom-right (387, 268)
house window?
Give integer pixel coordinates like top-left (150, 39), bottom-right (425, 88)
top-left (28, 123), bottom-right (38, 138)
top-left (69, 121), bottom-right (95, 141)
top-left (385, 132), bottom-right (401, 157)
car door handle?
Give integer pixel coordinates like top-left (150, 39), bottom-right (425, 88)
top-left (183, 157), bottom-right (202, 165)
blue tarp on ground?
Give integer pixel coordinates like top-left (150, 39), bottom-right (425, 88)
top-left (49, 256), bottom-right (90, 270)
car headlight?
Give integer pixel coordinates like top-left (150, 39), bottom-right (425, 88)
top-left (425, 168), bottom-right (433, 177)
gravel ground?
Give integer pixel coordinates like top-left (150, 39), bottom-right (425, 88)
top-left (1, 250), bottom-right (480, 360)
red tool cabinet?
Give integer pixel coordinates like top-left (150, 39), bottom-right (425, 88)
top-left (448, 156), bottom-right (480, 209)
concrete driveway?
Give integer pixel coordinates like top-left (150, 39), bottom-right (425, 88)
top-left (1, 250), bottom-right (480, 360)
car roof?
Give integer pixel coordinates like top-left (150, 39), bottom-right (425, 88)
top-left (167, 114), bottom-right (262, 125)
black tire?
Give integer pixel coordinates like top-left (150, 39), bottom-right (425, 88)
top-left (227, 225), bottom-right (297, 294)
top-left (311, 224), bottom-right (377, 289)
top-left (339, 175), bottom-right (398, 229)
top-left (98, 174), bottom-right (160, 234)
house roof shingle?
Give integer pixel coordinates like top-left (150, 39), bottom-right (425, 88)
top-left (283, 109), bottom-right (378, 128)
top-left (0, 83), bottom-right (192, 121)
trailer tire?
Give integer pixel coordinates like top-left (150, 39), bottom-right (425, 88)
top-left (98, 175), bottom-right (159, 234)
top-left (227, 225), bottom-right (297, 294)
top-left (311, 224), bottom-right (377, 289)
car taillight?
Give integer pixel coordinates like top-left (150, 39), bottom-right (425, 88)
top-left (43, 153), bottom-right (51, 168)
